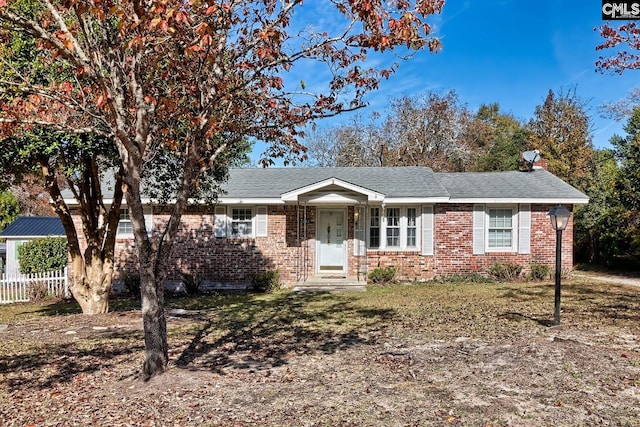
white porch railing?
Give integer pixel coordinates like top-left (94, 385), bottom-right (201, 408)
top-left (0, 267), bottom-right (70, 303)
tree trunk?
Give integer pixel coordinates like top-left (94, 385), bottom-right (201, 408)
top-left (68, 251), bottom-right (114, 314)
top-left (41, 158), bottom-right (123, 315)
top-left (123, 149), bottom-right (202, 379)
top-left (140, 257), bottom-right (168, 380)
top-left (123, 167), bottom-right (169, 379)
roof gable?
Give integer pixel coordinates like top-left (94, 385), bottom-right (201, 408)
top-left (280, 177), bottom-right (385, 202)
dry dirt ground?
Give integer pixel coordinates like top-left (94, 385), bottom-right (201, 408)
top-left (0, 277), bottom-right (639, 427)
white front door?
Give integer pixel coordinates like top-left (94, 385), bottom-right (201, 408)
top-left (317, 209), bottom-right (346, 273)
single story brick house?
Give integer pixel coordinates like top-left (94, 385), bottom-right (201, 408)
top-left (65, 165), bottom-right (588, 288)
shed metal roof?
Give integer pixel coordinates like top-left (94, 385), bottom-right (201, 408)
top-left (0, 216), bottom-right (65, 238)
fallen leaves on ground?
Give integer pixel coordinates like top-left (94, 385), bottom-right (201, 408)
top-left (0, 279), bottom-right (639, 426)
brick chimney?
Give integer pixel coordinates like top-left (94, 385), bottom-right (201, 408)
top-left (533, 158), bottom-right (548, 170)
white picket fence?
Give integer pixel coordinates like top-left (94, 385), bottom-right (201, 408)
top-left (0, 267), bottom-right (70, 303)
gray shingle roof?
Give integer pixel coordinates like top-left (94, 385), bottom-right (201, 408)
top-left (436, 169), bottom-right (588, 201)
top-left (59, 166), bottom-right (588, 203)
top-left (0, 216), bottom-right (65, 238)
top-left (222, 167), bottom-right (449, 198)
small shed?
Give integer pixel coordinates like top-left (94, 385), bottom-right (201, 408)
top-left (0, 216), bottom-right (65, 276)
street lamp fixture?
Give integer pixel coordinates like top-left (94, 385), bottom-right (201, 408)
top-left (548, 204), bottom-right (571, 326)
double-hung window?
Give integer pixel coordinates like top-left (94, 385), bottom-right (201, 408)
top-left (367, 206), bottom-right (420, 251)
top-left (487, 207), bottom-right (515, 251)
top-left (116, 207), bottom-right (153, 237)
top-left (406, 207), bottom-right (417, 248)
top-left (230, 208), bottom-right (253, 237)
top-left (117, 208), bottom-right (133, 236)
top-left (215, 206), bottom-right (268, 238)
top-left (369, 207), bottom-right (380, 248)
top-left (386, 207), bottom-right (400, 248)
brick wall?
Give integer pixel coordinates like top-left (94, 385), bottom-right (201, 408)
top-left (134, 205), bottom-right (317, 286)
top-left (432, 203), bottom-right (573, 276)
top-left (74, 202), bottom-right (575, 287)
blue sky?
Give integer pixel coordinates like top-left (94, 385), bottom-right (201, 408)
top-left (252, 0), bottom-right (638, 163)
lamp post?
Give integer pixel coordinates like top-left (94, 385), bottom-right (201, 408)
top-left (548, 205), bottom-right (571, 326)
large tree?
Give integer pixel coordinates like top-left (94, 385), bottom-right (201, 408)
top-left (380, 90), bottom-right (473, 171)
top-left (527, 88), bottom-right (593, 191)
top-left (469, 103), bottom-right (528, 172)
top-left (573, 149), bottom-right (628, 263)
top-left (0, 0), bottom-right (124, 314)
top-left (610, 105), bottom-right (640, 254)
top-left (0, 127), bottom-right (125, 314)
top-left (0, 0), bottom-right (445, 379)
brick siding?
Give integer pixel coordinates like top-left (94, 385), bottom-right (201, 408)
top-left (73, 202), bottom-right (575, 287)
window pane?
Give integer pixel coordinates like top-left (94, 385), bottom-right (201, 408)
top-left (369, 228), bottom-right (379, 248)
top-left (231, 208), bottom-right (253, 237)
top-left (489, 209), bottom-right (512, 228)
top-left (386, 208), bottom-right (400, 247)
top-left (387, 208), bottom-right (399, 226)
top-left (370, 208), bottom-right (379, 227)
top-left (387, 228), bottom-right (400, 247)
top-left (233, 208), bottom-right (252, 221)
top-left (369, 208), bottom-right (380, 248)
top-left (407, 208), bottom-right (416, 227)
top-left (488, 208), bottom-right (513, 249)
top-left (488, 229), bottom-right (512, 248)
top-left (117, 208), bottom-right (132, 235)
top-left (407, 228), bottom-right (416, 247)
top-left (406, 208), bottom-right (417, 247)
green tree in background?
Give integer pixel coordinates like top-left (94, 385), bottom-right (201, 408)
top-left (471, 103), bottom-right (528, 172)
top-left (0, 191), bottom-right (19, 232)
top-left (610, 106), bottom-right (640, 255)
top-left (573, 149), bottom-right (628, 263)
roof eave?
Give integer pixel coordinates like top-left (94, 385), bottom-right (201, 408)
top-left (381, 197), bottom-right (450, 204)
top-left (448, 197), bottom-right (590, 204)
top-left (218, 198), bottom-right (285, 205)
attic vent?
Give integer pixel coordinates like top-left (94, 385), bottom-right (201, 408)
top-left (522, 150), bottom-right (540, 171)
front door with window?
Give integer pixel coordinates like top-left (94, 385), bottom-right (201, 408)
top-left (317, 209), bottom-right (346, 273)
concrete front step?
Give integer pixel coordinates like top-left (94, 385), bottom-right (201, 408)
top-left (292, 277), bottom-right (367, 293)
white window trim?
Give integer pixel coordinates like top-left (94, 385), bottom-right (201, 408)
top-left (369, 205), bottom-right (421, 251)
top-left (367, 207), bottom-right (381, 249)
top-left (485, 205), bottom-right (518, 252)
top-left (117, 207), bottom-right (153, 237)
top-left (229, 206), bottom-right (254, 238)
top-left (214, 206), bottom-right (267, 239)
top-left (116, 207), bottom-right (133, 237)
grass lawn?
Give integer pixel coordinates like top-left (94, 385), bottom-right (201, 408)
top-left (0, 277), bottom-right (638, 426)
